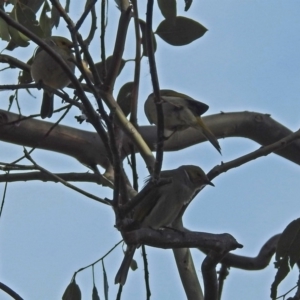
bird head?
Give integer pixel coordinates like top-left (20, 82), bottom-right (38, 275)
top-left (181, 165), bottom-right (214, 187)
top-left (50, 36), bottom-right (74, 52)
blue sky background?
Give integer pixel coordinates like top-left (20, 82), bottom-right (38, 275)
top-left (1, 1), bottom-right (300, 299)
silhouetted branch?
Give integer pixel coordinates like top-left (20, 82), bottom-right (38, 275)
top-left (0, 282), bottom-right (23, 300)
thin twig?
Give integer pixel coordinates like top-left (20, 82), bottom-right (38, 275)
top-left (207, 128), bottom-right (300, 181)
top-left (141, 245), bottom-right (151, 299)
top-left (23, 149), bottom-right (112, 205)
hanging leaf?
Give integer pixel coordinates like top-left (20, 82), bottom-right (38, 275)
top-left (139, 19), bottom-right (157, 57)
top-left (62, 279), bottom-right (81, 300)
top-left (15, 2), bottom-right (43, 38)
top-left (102, 261), bottom-right (109, 300)
top-left (39, 1), bottom-right (51, 37)
top-left (6, 10), bottom-right (30, 50)
top-left (184, 0), bottom-right (193, 11)
top-left (156, 16), bottom-right (207, 46)
top-left (94, 56), bottom-right (126, 81)
top-left (157, 0), bottom-right (176, 24)
top-left (116, 81), bottom-right (134, 117)
top-left (92, 284), bottom-right (100, 300)
top-left (0, 17), bottom-right (10, 41)
top-left (51, 5), bottom-right (60, 28)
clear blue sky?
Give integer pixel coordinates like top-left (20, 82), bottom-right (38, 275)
top-left (1, 1), bottom-right (300, 299)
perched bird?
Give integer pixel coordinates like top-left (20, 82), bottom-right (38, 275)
top-left (31, 36), bottom-right (75, 119)
top-left (115, 165), bottom-right (214, 285)
top-left (144, 90), bottom-right (221, 153)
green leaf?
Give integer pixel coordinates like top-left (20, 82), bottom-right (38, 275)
top-left (94, 56), bottom-right (126, 81)
top-left (116, 82), bottom-right (134, 117)
top-left (6, 26), bottom-right (29, 50)
top-left (39, 1), bottom-right (51, 37)
top-left (157, 0), bottom-right (176, 24)
top-left (156, 16), bottom-right (207, 46)
top-left (62, 279), bottom-right (81, 300)
top-left (0, 17), bottom-right (10, 41)
top-left (139, 19), bottom-right (157, 57)
top-left (15, 2), bottom-right (43, 38)
top-left (51, 5), bottom-right (60, 28)
top-left (184, 0), bottom-right (193, 11)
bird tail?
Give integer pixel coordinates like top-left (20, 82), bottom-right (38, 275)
top-left (115, 245), bottom-right (137, 286)
top-left (196, 117), bottom-right (221, 154)
top-left (41, 91), bottom-right (54, 119)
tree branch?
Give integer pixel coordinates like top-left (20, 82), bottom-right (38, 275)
top-left (2, 110), bottom-right (300, 173)
top-left (0, 282), bottom-right (23, 300)
top-left (123, 229), bottom-right (242, 251)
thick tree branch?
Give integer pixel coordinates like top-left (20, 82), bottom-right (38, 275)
top-left (202, 250), bottom-right (226, 300)
top-left (0, 110), bottom-right (110, 168)
top-left (173, 248), bottom-right (204, 300)
top-left (123, 229), bottom-right (242, 251)
top-left (205, 234), bottom-right (281, 270)
top-left (1, 110), bottom-right (300, 173)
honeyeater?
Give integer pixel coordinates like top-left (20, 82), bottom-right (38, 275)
top-left (144, 90), bottom-right (221, 153)
top-left (115, 165), bottom-right (214, 285)
top-left (31, 36), bottom-right (75, 119)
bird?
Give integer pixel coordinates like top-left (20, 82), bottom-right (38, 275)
top-left (144, 90), bottom-right (221, 153)
top-left (31, 36), bottom-right (75, 119)
top-left (115, 165), bottom-right (214, 286)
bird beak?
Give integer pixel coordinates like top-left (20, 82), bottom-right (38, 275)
top-left (205, 180), bottom-right (214, 187)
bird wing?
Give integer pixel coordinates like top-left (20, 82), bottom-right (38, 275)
top-left (160, 90), bottom-right (209, 116)
top-left (133, 187), bottom-right (161, 223)
top-left (184, 98), bottom-right (209, 116)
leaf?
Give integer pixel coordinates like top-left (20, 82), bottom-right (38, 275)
top-left (24, 0), bottom-right (46, 14)
top-left (51, 5), bottom-right (60, 28)
top-left (116, 82), bottom-right (134, 117)
top-left (156, 16), bottom-right (207, 46)
top-left (139, 19), bottom-right (157, 57)
top-left (39, 1), bottom-right (51, 37)
top-left (92, 285), bottom-right (100, 300)
top-left (102, 261), bottom-right (109, 300)
top-left (276, 218), bottom-right (300, 267)
top-left (184, 0), bottom-right (193, 11)
top-left (62, 279), bottom-right (81, 300)
top-left (157, 0), bottom-right (176, 24)
top-left (6, 9), bottom-right (30, 50)
top-left (94, 56), bottom-right (126, 81)
top-left (0, 17), bottom-right (10, 41)
top-left (6, 27), bottom-right (29, 49)
top-left (15, 2), bottom-right (43, 38)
